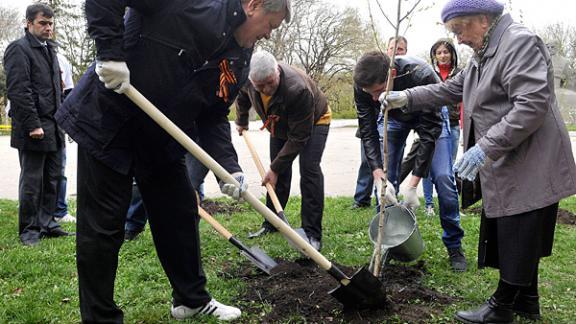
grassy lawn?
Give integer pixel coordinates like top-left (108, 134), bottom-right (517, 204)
top-left (0, 196), bottom-right (575, 323)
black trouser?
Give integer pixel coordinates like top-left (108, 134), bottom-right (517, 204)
top-left (77, 148), bottom-right (210, 323)
top-left (263, 125), bottom-right (329, 240)
top-left (17, 148), bottom-right (62, 242)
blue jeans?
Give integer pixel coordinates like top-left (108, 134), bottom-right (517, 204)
top-left (54, 146), bottom-right (68, 218)
top-left (386, 112), bottom-right (464, 249)
top-left (125, 181), bottom-right (147, 233)
top-left (450, 125), bottom-right (460, 163)
top-left (353, 143), bottom-right (375, 206)
top-left (125, 154), bottom-right (208, 233)
top-left (423, 111), bottom-right (461, 207)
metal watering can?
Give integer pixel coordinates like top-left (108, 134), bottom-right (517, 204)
top-left (368, 205), bottom-right (424, 273)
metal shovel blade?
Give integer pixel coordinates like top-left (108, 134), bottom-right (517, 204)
top-left (286, 227), bottom-right (310, 254)
top-left (230, 237), bottom-right (278, 275)
top-left (328, 266), bottom-right (387, 310)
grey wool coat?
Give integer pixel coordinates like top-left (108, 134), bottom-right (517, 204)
top-left (404, 14), bottom-right (576, 218)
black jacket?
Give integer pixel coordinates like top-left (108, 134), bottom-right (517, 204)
top-left (56, 0), bottom-right (251, 175)
top-left (236, 64), bottom-right (329, 173)
top-left (4, 31), bottom-right (64, 151)
top-left (354, 56), bottom-right (442, 177)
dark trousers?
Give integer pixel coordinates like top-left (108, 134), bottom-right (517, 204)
top-left (17, 149), bottom-right (62, 242)
top-left (263, 125), bottom-right (329, 240)
top-left (124, 152), bottom-right (209, 233)
top-left (77, 148), bottom-right (210, 323)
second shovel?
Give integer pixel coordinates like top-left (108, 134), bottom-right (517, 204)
top-left (241, 130), bottom-right (309, 242)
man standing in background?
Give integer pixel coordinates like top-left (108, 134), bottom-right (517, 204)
top-left (4, 3), bottom-right (71, 246)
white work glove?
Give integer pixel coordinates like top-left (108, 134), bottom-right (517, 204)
top-left (95, 60), bottom-right (130, 94)
top-left (376, 178), bottom-right (398, 206)
top-left (400, 185), bottom-right (420, 212)
top-left (219, 172), bottom-right (248, 200)
top-left (379, 91), bottom-right (408, 110)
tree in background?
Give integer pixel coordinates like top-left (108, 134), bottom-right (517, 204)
top-left (0, 6), bottom-right (22, 124)
top-left (259, 0), bottom-right (376, 117)
top-left (43, 0), bottom-right (96, 82)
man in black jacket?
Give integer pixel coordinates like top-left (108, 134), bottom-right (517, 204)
top-left (55, 0), bottom-right (290, 322)
top-left (353, 51), bottom-right (442, 211)
top-left (4, 3), bottom-right (71, 246)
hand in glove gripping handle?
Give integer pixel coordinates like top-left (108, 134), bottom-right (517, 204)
top-left (219, 172), bottom-right (248, 200)
top-left (379, 91), bottom-right (408, 110)
top-left (95, 60), bottom-right (130, 94)
top-left (453, 145), bottom-right (486, 181)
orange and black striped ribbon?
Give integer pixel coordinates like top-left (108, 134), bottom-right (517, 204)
top-left (217, 59), bottom-right (237, 103)
top-left (260, 115), bottom-right (280, 137)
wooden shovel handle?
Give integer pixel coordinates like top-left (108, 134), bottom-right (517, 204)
top-left (123, 85), bottom-right (332, 270)
top-left (241, 130), bottom-right (284, 213)
top-left (197, 207), bottom-right (232, 240)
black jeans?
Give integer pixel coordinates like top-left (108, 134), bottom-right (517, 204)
top-left (17, 149), bottom-right (62, 242)
top-left (76, 148), bottom-right (210, 323)
top-left (263, 125), bottom-right (329, 240)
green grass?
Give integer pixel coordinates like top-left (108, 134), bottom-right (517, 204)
top-left (566, 124), bottom-right (576, 132)
top-left (1, 196), bottom-right (575, 323)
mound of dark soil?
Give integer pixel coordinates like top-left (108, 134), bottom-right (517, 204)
top-left (557, 208), bottom-right (576, 225)
top-left (200, 199), bottom-right (244, 215)
top-left (229, 259), bottom-right (457, 323)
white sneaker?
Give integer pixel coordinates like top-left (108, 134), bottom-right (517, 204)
top-left (57, 214), bottom-right (76, 223)
top-left (171, 299), bottom-right (241, 321)
top-left (425, 205), bottom-right (435, 217)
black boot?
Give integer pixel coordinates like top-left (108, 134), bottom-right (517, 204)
top-left (513, 294), bottom-right (540, 320)
top-left (455, 280), bottom-right (518, 324)
top-left (513, 264), bottom-right (541, 320)
top-left (455, 297), bottom-right (514, 323)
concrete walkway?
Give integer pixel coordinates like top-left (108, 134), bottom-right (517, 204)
top-left (1, 120), bottom-right (575, 202)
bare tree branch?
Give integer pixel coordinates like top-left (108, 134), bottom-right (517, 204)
top-left (374, 0), bottom-right (397, 30)
top-left (400, 0), bottom-right (423, 23)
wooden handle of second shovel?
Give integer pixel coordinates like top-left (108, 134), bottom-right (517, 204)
top-left (241, 130), bottom-right (284, 213)
top-left (123, 85), bottom-right (332, 270)
top-left (198, 207), bottom-right (233, 240)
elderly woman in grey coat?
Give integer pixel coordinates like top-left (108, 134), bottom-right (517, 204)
top-left (382, 0), bottom-right (576, 323)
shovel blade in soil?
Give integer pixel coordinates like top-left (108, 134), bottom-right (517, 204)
top-left (240, 246), bottom-right (278, 275)
top-left (328, 266), bottom-right (387, 310)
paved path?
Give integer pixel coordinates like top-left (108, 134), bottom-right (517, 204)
top-left (1, 121), bottom-right (576, 202)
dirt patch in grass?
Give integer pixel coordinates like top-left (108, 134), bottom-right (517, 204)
top-left (200, 199), bottom-right (244, 215)
top-left (229, 259), bottom-right (457, 323)
top-left (557, 208), bottom-right (576, 226)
